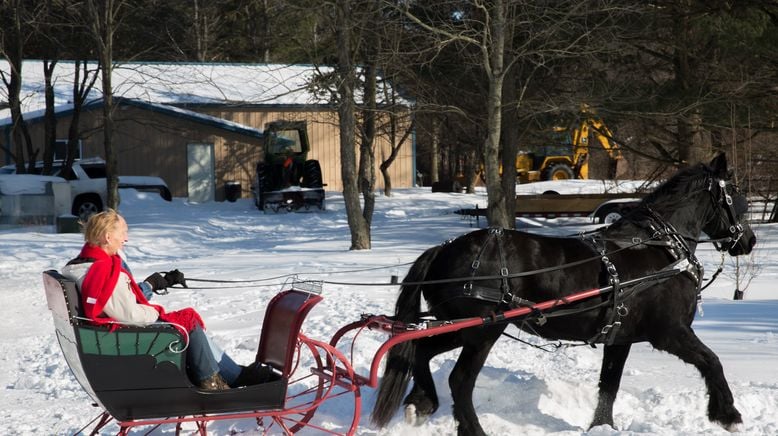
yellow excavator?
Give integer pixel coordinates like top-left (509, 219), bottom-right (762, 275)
top-left (516, 107), bottom-right (625, 182)
top-left (437, 107), bottom-right (626, 192)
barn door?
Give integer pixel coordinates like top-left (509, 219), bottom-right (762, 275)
top-left (187, 143), bottom-right (215, 203)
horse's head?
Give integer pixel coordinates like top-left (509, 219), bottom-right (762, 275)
top-left (702, 153), bottom-right (756, 256)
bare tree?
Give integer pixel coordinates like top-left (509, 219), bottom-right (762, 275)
top-left (358, 60), bottom-right (377, 231)
top-left (0, 0), bottom-right (39, 173)
top-left (42, 60), bottom-right (58, 174)
top-left (64, 60), bottom-right (100, 175)
top-left (334, 0), bottom-right (371, 249)
top-left (87, 0), bottom-right (123, 209)
top-left (377, 79), bottom-right (415, 196)
top-left (389, 0), bottom-right (515, 226)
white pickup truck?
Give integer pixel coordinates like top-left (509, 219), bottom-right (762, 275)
top-left (0, 157), bottom-right (171, 219)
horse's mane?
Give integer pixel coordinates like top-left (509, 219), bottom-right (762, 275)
top-left (639, 162), bottom-right (712, 211)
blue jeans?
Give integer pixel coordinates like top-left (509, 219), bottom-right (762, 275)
top-left (188, 325), bottom-right (241, 384)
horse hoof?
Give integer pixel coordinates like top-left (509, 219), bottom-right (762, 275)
top-left (713, 408), bottom-right (742, 432)
top-left (404, 404), bottom-right (427, 426)
top-left (721, 420), bottom-right (743, 433)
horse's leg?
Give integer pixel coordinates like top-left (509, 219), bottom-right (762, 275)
top-left (403, 333), bottom-right (463, 424)
top-left (590, 343), bottom-right (632, 429)
top-left (449, 327), bottom-right (503, 436)
top-left (650, 326), bottom-right (742, 430)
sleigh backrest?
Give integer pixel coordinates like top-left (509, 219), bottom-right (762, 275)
top-left (42, 270), bottom-right (192, 420)
top-left (257, 289), bottom-right (323, 377)
top-left (42, 270), bottom-right (100, 404)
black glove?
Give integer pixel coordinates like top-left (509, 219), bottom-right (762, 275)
top-left (163, 269), bottom-right (188, 288)
top-left (144, 272), bottom-right (168, 292)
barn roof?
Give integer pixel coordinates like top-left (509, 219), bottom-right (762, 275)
top-left (0, 60), bottom-right (410, 126)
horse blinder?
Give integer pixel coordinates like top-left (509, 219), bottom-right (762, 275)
top-left (708, 178), bottom-right (747, 253)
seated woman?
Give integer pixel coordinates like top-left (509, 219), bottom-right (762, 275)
top-left (62, 209), bottom-right (266, 390)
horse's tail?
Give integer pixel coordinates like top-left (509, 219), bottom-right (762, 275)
top-left (371, 245), bottom-right (442, 428)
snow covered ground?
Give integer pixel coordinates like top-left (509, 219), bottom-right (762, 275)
top-left (0, 185), bottom-right (775, 435)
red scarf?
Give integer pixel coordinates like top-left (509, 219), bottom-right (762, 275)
top-left (78, 243), bottom-right (205, 333)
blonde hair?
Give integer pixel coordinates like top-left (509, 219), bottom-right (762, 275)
top-left (83, 209), bottom-right (122, 245)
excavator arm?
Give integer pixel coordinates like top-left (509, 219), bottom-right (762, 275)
top-left (569, 113), bottom-right (624, 179)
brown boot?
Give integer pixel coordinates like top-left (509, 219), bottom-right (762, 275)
top-left (198, 373), bottom-right (230, 391)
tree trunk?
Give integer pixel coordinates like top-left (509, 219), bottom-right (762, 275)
top-left (500, 59), bottom-right (519, 229)
top-left (64, 60), bottom-right (99, 176)
top-left (7, 63), bottom-right (28, 173)
top-left (672, 0), bottom-right (709, 166)
top-left (42, 60), bottom-right (57, 175)
top-left (336, 0), bottom-right (370, 250)
top-left (430, 116), bottom-right (440, 184)
top-left (89, 0), bottom-right (120, 210)
top-left (483, 0), bottom-right (511, 228)
top-left (2, 7), bottom-right (35, 173)
top-left (464, 147), bottom-right (478, 194)
top-left (380, 114), bottom-right (414, 197)
top-left (359, 62), bottom-right (377, 232)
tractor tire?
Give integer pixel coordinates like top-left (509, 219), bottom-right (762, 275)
top-left (543, 163), bottom-right (575, 181)
top-left (254, 162), bottom-right (272, 210)
top-left (302, 160), bottom-right (324, 188)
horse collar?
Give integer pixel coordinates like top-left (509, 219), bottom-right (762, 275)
top-left (463, 227), bottom-right (511, 303)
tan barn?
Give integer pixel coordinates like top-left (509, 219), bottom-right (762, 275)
top-left (0, 61), bottom-right (415, 202)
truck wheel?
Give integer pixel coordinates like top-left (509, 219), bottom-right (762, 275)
top-left (543, 163), bottom-right (575, 181)
top-left (595, 204), bottom-right (623, 224)
top-left (73, 194), bottom-right (103, 221)
top-left (159, 186), bottom-right (172, 201)
top-left (302, 160), bottom-right (323, 188)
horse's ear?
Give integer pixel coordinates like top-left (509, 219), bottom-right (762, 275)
top-left (709, 153), bottom-right (728, 178)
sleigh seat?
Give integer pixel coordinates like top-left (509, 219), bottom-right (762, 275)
top-left (42, 270), bottom-right (322, 422)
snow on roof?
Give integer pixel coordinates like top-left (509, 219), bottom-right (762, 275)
top-left (0, 96), bottom-right (266, 138)
top-left (0, 60), bottom-right (411, 124)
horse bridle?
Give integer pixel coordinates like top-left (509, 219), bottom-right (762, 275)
top-left (707, 177), bottom-right (746, 252)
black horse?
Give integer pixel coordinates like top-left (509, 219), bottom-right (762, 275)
top-left (372, 154), bottom-right (756, 435)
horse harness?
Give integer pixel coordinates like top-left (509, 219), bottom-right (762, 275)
top-left (457, 215), bottom-right (706, 346)
top-left (448, 175), bottom-right (744, 345)
top-left (583, 210), bottom-right (705, 344)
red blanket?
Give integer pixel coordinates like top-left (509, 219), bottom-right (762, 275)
top-left (77, 243), bottom-right (204, 333)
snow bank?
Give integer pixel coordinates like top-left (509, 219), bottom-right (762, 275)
top-left (0, 174), bottom-right (64, 195)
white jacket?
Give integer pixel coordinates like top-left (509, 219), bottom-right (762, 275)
top-left (62, 262), bottom-right (159, 325)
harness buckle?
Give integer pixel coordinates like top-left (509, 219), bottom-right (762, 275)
top-left (500, 267), bottom-right (509, 277)
top-left (471, 260), bottom-right (480, 270)
top-left (463, 282), bottom-right (473, 296)
top-left (601, 321), bottom-right (621, 335)
top-left (602, 256), bottom-right (618, 278)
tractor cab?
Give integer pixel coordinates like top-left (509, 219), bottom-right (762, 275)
top-left (252, 121), bottom-right (325, 212)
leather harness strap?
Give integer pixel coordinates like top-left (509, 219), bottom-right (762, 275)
top-left (456, 212), bottom-right (706, 345)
